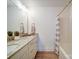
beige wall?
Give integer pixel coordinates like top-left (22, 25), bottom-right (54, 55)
top-left (59, 3), bottom-right (72, 57)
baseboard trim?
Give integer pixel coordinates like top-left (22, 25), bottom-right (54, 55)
top-left (37, 51), bottom-right (57, 55)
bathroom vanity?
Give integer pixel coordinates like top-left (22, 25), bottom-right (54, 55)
top-left (7, 35), bottom-right (37, 59)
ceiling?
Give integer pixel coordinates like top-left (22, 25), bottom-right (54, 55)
top-left (7, 0), bottom-right (71, 8)
top-left (20, 0), bottom-right (71, 7)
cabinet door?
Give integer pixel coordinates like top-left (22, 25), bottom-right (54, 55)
top-left (28, 39), bottom-right (37, 59)
top-left (28, 44), bottom-right (34, 59)
top-left (22, 45), bottom-right (28, 59)
top-left (9, 49), bottom-right (23, 59)
top-left (9, 45), bottom-right (28, 59)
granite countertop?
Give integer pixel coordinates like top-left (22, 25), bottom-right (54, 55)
top-left (7, 36), bottom-right (35, 58)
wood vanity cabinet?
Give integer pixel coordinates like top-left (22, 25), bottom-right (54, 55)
top-left (8, 36), bottom-right (37, 59)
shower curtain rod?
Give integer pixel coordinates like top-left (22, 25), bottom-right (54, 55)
top-left (57, 0), bottom-right (72, 17)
